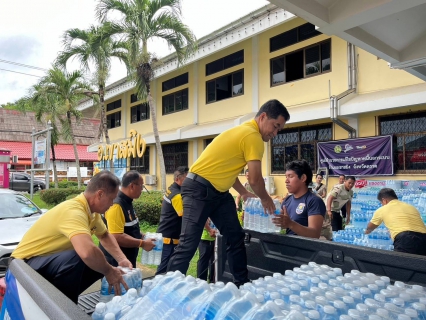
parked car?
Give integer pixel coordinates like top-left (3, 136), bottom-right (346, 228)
top-left (0, 189), bottom-right (47, 277)
top-left (8, 172), bottom-right (45, 193)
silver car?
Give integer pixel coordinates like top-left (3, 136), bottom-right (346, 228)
top-left (0, 189), bottom-right (47, 276)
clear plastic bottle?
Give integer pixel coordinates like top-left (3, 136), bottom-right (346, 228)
top-left (104, 313), bottom-right (115, 320)
top-left (323, 305), bottom-right (338, 320)
top-left (244, 198), bottom-right (253, 230)
top-left (240, 300), bottom-right (283, 320)
top-left (214, 291), bottom-right (258, 320)
top-left (270, 199), bottom-right (282, 233)
top-left (153, 233), bottom-right (163, 265)
top-left (92, 302), bottom-right (107, 320)
top-left (100, 276), bottom-right (113, 303)
top-left (106, 296), bottom-right (122, 318)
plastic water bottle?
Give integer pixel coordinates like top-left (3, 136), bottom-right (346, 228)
top-left (104, 313), bottom-right (115, 320)
top-left (244, 198), bottom-right (252, 229)
top-left (100, 276), bottom-right (114, 303)
top-left (215, 292), bottom-right (258, 320)
top-left (323, 305), bottom-right (338, 319)
top-left (92, 302), bottom-right (107, 320)
top-left (411, 302), bottom-right (426, 320)
top-left (106, 296), bottom-right (122, 318)
top-left (121, 288), bottom-right (138, 307)
top-left (254, 199), bottom-right (262, 232)
top-left (247, 198), bottom-right (255, 231)
top-left (270, 199), bottom-right (282, 233)
top-left (240, 300), bottom-right (283, 319)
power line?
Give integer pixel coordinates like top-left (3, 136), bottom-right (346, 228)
top-left (0, 58), bottom-right (48, 71)
top-left (0, 68), bottom-right (42, 78)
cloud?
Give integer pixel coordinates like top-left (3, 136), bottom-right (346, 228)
top-left (0, 35), bottom-right (41, 61)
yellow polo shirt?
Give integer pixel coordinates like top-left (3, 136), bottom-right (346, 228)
top-left (190, 119), bottom-right (264, 192)
top-left (370, 199), bottom-right (426, 240)
top-left (12, 193), bottom-right (107, 260)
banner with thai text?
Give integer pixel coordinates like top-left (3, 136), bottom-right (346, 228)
top-left (317, 135), bottom-right (393, 176)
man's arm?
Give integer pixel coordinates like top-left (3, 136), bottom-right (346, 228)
top-left (326, 195), bottom-right (335, 219)
top-left (365, 222), bottom-right (379, 234)
top-left (70, 233), bottom-right (130, 294)
top-left (110, 233), bottom-right (155, 251)
top-left (235, 193), bottom-right (242, 210)
top-left (98, 231), bottom-right (132, 265)
top-left (246, 160), bottom-right (275, 214)
top-left (272, 207), bottom-right (323, 238)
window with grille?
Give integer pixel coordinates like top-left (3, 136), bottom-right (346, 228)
top-left (379, 112), bottom-right (426, 172)
top-left (106, 99), bottom-right (121, 112)
top-left (163, 142), bottom-right (188, 174)
top-left (98, 158), bottom-right (127, 170)
top-left (107, 111), bottom-right (121, 129)
top-left (130, 147), bottom-right (150, 174)
top-left (206, 69), bottom-right (244, 103)
top-left (270, 40), bottom-right (331, 86)
top-left (162, 89), bottom-right (189, 115)
top-left (206, 50), bottom-right (244, 76)
top-left (271, 124), bottom-right (332, 173)
top-left (162, 73), bottom-right (188, 92)
top-left (131, 103), bottom-right (150, 123)
top-left (270, 23), bottom-right (321, 52)
top-left (130, 94), bottom-right (139, 103)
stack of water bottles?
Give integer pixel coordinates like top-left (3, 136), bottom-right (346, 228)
top-left (333, 227), bottom-right (394, 251)
top-left (96, 267), bottom-right (143, 319)
top-left (92, 262), bottom-right (426, 319)
top-left (243, 198), bottom-right (281, 233)
top-left (141, 232), bottom-right (163, 266)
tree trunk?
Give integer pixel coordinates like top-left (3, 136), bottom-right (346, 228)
top-left (67, 111), bottom-right (81, 188)
top-left (99, 84), bottom-right (114, 174)
top-left (147, 84), bottom-right (166, 192)
top-left (50, 141), bottom-right (58, 188)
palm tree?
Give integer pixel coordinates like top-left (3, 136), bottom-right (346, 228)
top-left (56, 23), bottom-right (129, 148)
top-left (34, 67), bottom-right (95, 188)
top-left (97, 0), bottom-right (197, 191)
top-left (22, 87), bottom-right (62, 188)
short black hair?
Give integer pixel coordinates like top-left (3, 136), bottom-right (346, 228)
top-left (345, 175), bottom-right (356, 182)
top-left (245, 169), bottom-right (249, 174)
top-left (174, 166), bottom-right (189, 180)
top-left (256, 99), bottom-right (290, 121)
top-left (377, 188), bottom-right (398, 201)
top-left (86, 170), bottom-right (120, 194)
top-left (339, 174), bottom-right (345, 178)
top-left (316, 174), bottom-right (323, 178)
top-left (286, 160), bottom-right (313, 187)
top-left (122, 170), bottom-right (141, 187)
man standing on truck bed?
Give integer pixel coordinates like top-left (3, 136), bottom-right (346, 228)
top-left (326, 175), bottom-right (356, 231)
top-left (155, 166), bottom-right (188, 275)
top-left (365, 188), bottom-right (426, 255)
top-left (167, 99), bottom-right (290, 287)
top-left (11, 170), bottom-right (133, 303)
top-left (272, 160), bottom-right (326, 238)
top-left (100, 170), bottom-right (156, 268)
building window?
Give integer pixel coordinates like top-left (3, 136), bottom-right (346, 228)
top-left (79, 162), bottom-right (94, 171)
top-left (205, 138), bottom-right (214, 148)
top-left (270, 23), bottom-right (321, 52)
top-left (271, 124), bottom-right (332, 174)
top-left (131, 103), bottom-right (150, 123)
top-left (270, 40), bottom-right (331, 86)
top-left (380, 112), bottom-right (426, 172)
top-left (162, 88), bottom-right (188, 115)
top-left (99, 158), bottom-right (127, 170)
top-left (206, 69), bottom-right (244, 103)
top-left (130, 94), bottom-right (139, 103)
top-left (162, 73), bottom-right (188, 92)
top-left (163, 142), bottom-right (188, 174)
top-left (106, 99), bottom-right (121, 112)
top-left (130, 147), bottom-right (150, 174)
top-left (107, 111), bottom-right (121, 129)
top-left (206, 50), bottom-right (244, 76)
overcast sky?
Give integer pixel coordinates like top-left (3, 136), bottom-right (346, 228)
top-left (0, 0), bottom-right (270, 105)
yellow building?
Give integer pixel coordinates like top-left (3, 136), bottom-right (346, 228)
top-left (81, 4), bottom-right (426, 196)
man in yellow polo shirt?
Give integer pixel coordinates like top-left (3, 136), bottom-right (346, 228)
top-left (100, 170), bottom-right (156, 267)
top-left (11, 171), bottom-right (133, 303)
top-left (167, 99), bottom-right (290, 286)
top-left (365, 188), bottom-right (426, 255)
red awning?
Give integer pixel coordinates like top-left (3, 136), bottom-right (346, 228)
top-left (0, 141), bottom-right (98, 161)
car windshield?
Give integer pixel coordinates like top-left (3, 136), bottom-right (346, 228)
top-left (0, 194), bottom-right (42, 219)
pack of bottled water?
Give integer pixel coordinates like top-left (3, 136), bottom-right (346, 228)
top-left (99, 267), bottom-right (143, 304)
top-left (333, 227), bottom-right (394, 251)
top-left (140, 232), bottom-right (163, 266)
top-left (93, 262), bottom-right (426, 319)
top-left (244, 198), bottom-right (281, 233)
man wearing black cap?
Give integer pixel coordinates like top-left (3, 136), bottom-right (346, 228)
top-left (156, 166), bottom-right (188, 274)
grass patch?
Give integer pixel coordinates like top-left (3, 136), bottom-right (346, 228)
top-left (25, 193), bottom-right (54, 210)
top-left (92, 222), bottom-right (200, 278)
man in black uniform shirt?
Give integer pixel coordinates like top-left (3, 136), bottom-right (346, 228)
top-left (156, 166), bottom-right (188, 274)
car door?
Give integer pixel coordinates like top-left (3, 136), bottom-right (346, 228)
top-left (13, 174), bottom-right (29, 191)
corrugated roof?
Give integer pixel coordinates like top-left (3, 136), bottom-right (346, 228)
top-left (0, 109), bottom-right (100, 145)
top-left (0, 141), bottom-right (98, 161)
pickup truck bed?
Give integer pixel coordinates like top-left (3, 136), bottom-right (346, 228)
top-left (217, 231), bottom-right (426, 285)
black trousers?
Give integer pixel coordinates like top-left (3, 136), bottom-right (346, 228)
top-left (394, 231), bottom-right (426, 256)
top-left (331, 211), bottom-right (343, 231)
top-left (197, 239), bottom-right (215, 282)
top-left (167, 177), bottom-right (249, 285)
top-left (341, 205), bottom-right (347, 218)
top-left (26, 250), bottom-right (103, 303)
top-left (155, 243), bottom-right (177, 275)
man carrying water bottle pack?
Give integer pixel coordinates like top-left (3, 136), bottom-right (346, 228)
top-left (167, 99), bottom-right (290, 287)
